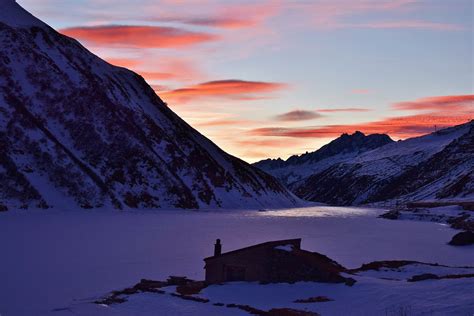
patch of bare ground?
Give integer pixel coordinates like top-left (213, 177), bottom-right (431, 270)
top-left (408, 273), bottom-right (474, 282)
top-left (294, 296), bottom-right (333, 303)
top-left (95, 276), bottom-right (322, 315)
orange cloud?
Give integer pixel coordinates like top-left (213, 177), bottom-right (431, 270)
top-left (138, 71), bottom-right (176, 80)
top-left (249, 114), bottom-right (472, 139)
top-left (194, 119), bottom-right (254, 127)
top-left (105, 56), bottom-right (203, 83)
top-left (150, 84), bottom-right (171, 92)
top-left (161, 80), bottom-right (288, 104)
top-left (250, 94), bottom-right (473, 139)
top-left (274, 110), bottom-right (322, 121)
top-left (318, 108), bottom-right (371, 113)
top-left (393, 95), bottom-right (474, 112)
top-left (237, 138), bottom-right (302, 148)
top-left (106, 58), bottom-right (140, 68)
top-left (60, 25), bottom-right (219, 48)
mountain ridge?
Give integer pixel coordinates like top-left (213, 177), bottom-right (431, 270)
top-left (254, 131), bottom-right (394, 185)
top-left (255, 121), bottom-right (474, 205)
top-left (0, 1), bottom-right (299, 210)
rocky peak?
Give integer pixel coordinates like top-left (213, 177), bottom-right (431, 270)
top-left (285, 131), bottom-right (393, 166)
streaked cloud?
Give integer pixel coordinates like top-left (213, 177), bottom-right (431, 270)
top-left (393, 95), bottom-right (474, 112)
top-left (341, 20), bottom-right (463, 31)
top-left (300, 0), bottom-right (463, 31)
top-left (194, 119), bottom-right (254, 127)
top-left (161, 80), bottom-right (288, 104)
top-left (250, 95), bottom-right (473, 139)
top-left (105, 56), bottom-right (203, 83)
top-left (274, 110), bottom-right (322, 122)
top-left (106, 58), bottom-right (140, 68)
top-left (318, 108), bottom-right (371, 113)
top-left (24, 0), bottom-right (469, 162)
top-left (60, 25), bottom-right (219, 48)
top-left (249, 114), bottom-right (471, 139)
top-left (150, 2), bottom-right (280, 30)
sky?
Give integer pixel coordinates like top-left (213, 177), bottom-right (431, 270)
top-left (19, 0), bottom-right (473, 162)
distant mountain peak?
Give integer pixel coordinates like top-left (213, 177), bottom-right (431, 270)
top-left (290, 131), bottom-right (393, 164)
top-left (254, 131), bottom-right (393, 181)
top-left (341, 131), bottom-right (365, 137)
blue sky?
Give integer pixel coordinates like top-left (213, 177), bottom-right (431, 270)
top-left (19, 0), bottom-right (473, 161)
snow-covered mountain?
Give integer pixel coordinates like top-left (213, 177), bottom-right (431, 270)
top-left (256, 121), bottom-right (474, 205)
top-left (254, 131), bottom-right (393, 185)
top-left (0, 0), bottom-right (299, 210)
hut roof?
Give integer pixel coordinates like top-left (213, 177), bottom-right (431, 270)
top-left (204, 238), bottom-right (301, 261)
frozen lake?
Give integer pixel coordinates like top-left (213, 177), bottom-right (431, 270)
top-left (1, 206), bottom-right (472, 315)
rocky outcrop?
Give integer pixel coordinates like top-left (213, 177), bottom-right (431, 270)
top-left (449, 231), bottom-right (474, 246)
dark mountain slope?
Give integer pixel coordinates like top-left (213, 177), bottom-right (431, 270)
top-left (290, 122), bottom-right (473, 205)
top-left (0, 0), bottom-right (299, 210)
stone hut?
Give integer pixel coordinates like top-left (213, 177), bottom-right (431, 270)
top-left (204, 238), bottom-right (350, 284)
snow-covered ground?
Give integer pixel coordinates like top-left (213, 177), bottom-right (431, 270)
top-left (1, 206), bottom-right (473, 315)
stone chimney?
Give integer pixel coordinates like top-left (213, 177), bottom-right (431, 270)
top-left (214, 239), bottom-right (222, 256)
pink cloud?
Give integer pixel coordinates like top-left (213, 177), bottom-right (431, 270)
top-left (250, 94), bottom-right (473, 139)
top-left (249, 114), bottom-right (471, 139)
top-left (318, 108), bottom-right (371, 113)
top-left (161, 79), bottom-right (288, 104)
top-left (393, 95), bottom-right (474, 111)
top-left (60, 25), bottom-right (219, 48)
top-left (105, 56), bottom-right (204, 83)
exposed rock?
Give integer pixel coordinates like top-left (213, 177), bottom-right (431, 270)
top-left (294, 296), bottom-right (333, 303)
top-left (352, 260), bottom-right (419, 272)
top-left (408, 273), bottom-right (474, 282)
top-left (447, 215), bottom-right (474, 231)
top-left (378, 210), bottom-right (400, 220)
top-left (176, 281), bottom-right (207, 295)
top-left (267, 308), bottom-right (320, 316)
top-left (171, 293), bottom-right (209, 303)
top-left (166, 276), bottom-right (191, 286)
top-left (407, 273), bottom-right (439, 282)
top-left (226, 303), bottom-right (266, 314)
top-left (449, 231), bottom-right (474, 246)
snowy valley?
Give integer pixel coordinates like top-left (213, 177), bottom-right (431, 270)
top-left (0, 1), bottom-right (473, 316)
top-left (1, 207), bottom-right (473, 315)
